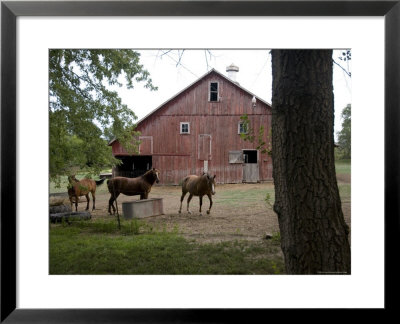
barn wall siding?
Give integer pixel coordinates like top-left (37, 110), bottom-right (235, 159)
top-left (111, 71), bottom-right (273, 184)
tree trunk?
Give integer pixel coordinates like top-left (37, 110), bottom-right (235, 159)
top-left (271, 50), bottom-right (351, 274)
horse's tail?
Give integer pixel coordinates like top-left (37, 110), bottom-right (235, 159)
top-left (107, 179), bottom-right (115, 194)
top-left (95, 178), bottom-right (106, 186)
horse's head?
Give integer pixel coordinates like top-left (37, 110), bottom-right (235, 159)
top-left (203, 173), bottom-right (216, 195)
top-left (152, 168), bottom-right (160, 184)
top-left (67, 175), bottom-right (78, 184)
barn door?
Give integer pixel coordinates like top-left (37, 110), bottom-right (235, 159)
top-left (139, 136), bottom-right (153, 155)
top-left (198, 134), bottom-right (212, 160)
top-left (198, 134), bottom-right (212, 174)
top-left (242, 150), bottom-right (259, 183)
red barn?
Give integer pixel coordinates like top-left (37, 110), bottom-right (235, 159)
top-left (109, 66), bottom-right (272, 184)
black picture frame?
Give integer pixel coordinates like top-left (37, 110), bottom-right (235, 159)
top-left (1, 0), bottom-right (399, 322)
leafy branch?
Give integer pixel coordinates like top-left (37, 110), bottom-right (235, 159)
top-left (49, 49), bottom-right (157, 181)
top-left (333, 50), bottom-right (351, 78)
top-left (239, 114), bottom-right (272, 156)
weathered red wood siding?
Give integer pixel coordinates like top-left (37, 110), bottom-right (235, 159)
top-left (111, 71), bottom-right (273, 184)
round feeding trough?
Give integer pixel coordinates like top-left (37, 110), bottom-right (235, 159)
top-left (122, 198), bottom-right (164, 219)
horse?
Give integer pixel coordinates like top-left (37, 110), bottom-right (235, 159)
top-left (107, 168), bottom-right (160, 215)
top-left (179, 173), bottom-right (216, 215)
top-left (67, 175), bottom-right (105, 212)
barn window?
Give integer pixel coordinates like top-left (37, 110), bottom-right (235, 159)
top-left (229, 151), bottom-right (243, 164)
top-left (238, 122), bottom-right (249, 134)
top-left (209, 82), bottom-right (219, 102)
top-left (180, 122), bottom-right (190, 134)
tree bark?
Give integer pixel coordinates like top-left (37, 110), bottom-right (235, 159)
top-left (271, 50), bottom-right (351, 274)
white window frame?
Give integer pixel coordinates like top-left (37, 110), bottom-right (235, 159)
top-left (209, 81), bottom-right (219, 102)
top-left (238, 121), bottom-right (249, 135)
top-left (180, 122), bottom-right (190, 134)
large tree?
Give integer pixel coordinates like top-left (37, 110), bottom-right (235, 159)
top-left (271, 50), bottom-right (351, 274)
top-left (49, 49), bottom-right (157, 183)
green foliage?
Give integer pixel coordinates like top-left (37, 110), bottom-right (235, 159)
top-left (49, 49), bottom-right (157, 181)
top-left (336, 104), bottom-right (351, 159)
top-left (270, 232), bottom-right (281, 245)
top-left (239, 114), bottom-right (271, 155)
top-left (264, 192), bottom-right (273, 208)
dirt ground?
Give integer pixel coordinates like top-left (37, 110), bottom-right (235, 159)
top-left (80, 178), bottom-right (351, 245)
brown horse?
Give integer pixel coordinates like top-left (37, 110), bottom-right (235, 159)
top-left (179, 173), bottom-right (216, 215)
top-left (67, 175), bottom-right (105, 212)
top-left (107, 168), bottom-right (160, 214)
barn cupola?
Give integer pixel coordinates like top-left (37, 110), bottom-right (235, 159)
top-left (226, 63), bottom-right (239, 85)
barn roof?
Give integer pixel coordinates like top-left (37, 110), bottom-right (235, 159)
top-left (109, 68), bottom-right (271, 146)
top-left (136, 68), bottom-right (271, 125)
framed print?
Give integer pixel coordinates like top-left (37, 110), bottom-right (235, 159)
top-left (1, 0), bottom-right (399, 322)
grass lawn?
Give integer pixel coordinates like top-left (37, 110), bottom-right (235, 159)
top-left (335, 159), bottom-right (351, 174)
top-left (217, 187), bottom-right (274, 207)
top-left (50, 220), bottom-right (284, 275)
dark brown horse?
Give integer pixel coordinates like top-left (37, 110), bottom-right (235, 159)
top-left (67, 175), bottom-right (105, 212)
top-left (179, 173), bottom-right (216, 215)
top-left (107, 168), bottom-right (160, 214)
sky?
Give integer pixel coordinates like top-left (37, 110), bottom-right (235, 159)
top-left (114, 49), bottom-right (352, 137)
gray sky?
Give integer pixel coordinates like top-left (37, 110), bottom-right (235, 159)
top-left (114, 49), bottom-right (351, 137)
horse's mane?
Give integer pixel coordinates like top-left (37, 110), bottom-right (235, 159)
top-left (142, 169), bottom-right (158, 184)
top-left (201, 172), bottom-right (216, 183)
top-left (201, 172), bottom-right (212, 180)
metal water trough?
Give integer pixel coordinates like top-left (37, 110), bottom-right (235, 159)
top-left (122, 198), bottom-right (164, 219)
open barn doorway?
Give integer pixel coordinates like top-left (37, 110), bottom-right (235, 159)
top-left (113, 155), bottom-right (152, 178)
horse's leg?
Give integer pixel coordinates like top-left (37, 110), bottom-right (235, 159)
top-left (179, 191), bottom-right (187, 213)
top-left (199, 196), bottom-right (203, 216)
top-left (108, 196), bottom-right (112, 214)
top-left (92, 191), bottom-right (96, 210)
top-left (108, 192), bottom-right (119, 215)
top-left (187, 194), bottom-right (193, 214)
top-left (108, 194), bottom-right (116, 215)
top-left (109, 197), bottom-right (116, 214)
top-left (74, 195), bottom-right (78, 212)
top-left (69, 196), bottom-right (73, 212)
top-left (85, 194), bottom-right (90, 210)
top-left (206, 193), bottom-right (213, 214)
